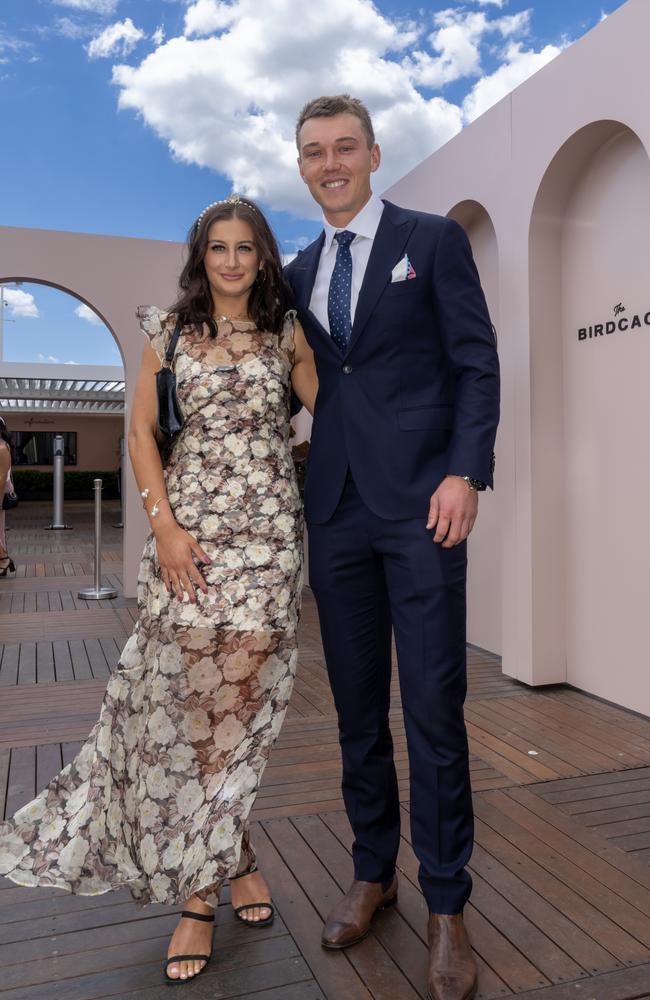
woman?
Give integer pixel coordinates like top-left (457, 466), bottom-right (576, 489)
top-left (0, 416), bottom-right (16, 577)
top-left (0, 196), bottom-right (318, 983)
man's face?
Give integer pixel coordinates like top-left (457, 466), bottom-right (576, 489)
top-left (297, 112), bottom-right (381, 225)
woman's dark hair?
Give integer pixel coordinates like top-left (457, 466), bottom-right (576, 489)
top-left (0, 417), bottom-right (12, 460)
top-left (170, 197), bottom-right (292, 337)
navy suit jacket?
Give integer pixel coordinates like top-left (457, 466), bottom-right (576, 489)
top-left (285, 199), bottom-right (500, 524)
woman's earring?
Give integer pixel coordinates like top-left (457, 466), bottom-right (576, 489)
top-left (258, 267), bottom-right (266, 281)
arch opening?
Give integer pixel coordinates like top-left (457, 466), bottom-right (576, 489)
top-left (447, 200), bottom-right (502, 656)
top-left (528, 120), bottom-right (650, 711)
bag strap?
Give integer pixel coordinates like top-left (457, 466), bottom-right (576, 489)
top-left (163, 317), bottom-right (184, 368)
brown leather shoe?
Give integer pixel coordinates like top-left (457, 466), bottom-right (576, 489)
top-left (321, 876), bottom-right (398, 949)
top-left (427, 913), bottom-right (478, 1000)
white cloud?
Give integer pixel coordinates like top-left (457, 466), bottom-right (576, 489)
top-left (0, 31), bottom-right (32, 62)
top-left (36, 353), bottom-right (79, 364)
top-left (55, 17), bottom-right (96, 40)
top-left (108, 0), bottom-right (567, 217)
top-left (74, 303), bottom-right (103, 325)
top-left (52, 0), bottom-right (118, 13)
top-left (405, 9), bottom-right (531, 88)
top-left (184, 0), bottom-right (240, 37)
top-left (152, 25), bottom-right (166, 46)
top-left (88, 18), bottom-right (145, 60)
top-left (112, 0), bottom-right (463, 217)
top-left (463, 40), bottom-right (564, 122)
top-left (475, 0), bottom-right (507, 6)
top-left (3, 288), bottom-right (39, 318)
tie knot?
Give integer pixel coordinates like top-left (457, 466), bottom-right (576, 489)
top-left (334, 230), bottom-right (356, 248)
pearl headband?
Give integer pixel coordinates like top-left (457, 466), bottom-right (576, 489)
top-left (196, 193), bottom-right (259, 227)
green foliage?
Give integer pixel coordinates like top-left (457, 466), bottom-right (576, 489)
top-left (11, 470), bottom-right (120, 501)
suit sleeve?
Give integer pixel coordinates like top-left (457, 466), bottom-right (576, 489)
top-left (432, 218), bottom-right (500, 488)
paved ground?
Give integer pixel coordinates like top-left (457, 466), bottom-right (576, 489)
top-left (1, 502), bottom-right (650, 999)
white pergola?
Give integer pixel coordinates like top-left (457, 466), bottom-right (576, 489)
top-left (0, 363), bottom-right (125, 415)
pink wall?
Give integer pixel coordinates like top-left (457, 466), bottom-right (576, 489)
top-left (385, 0), bottom-right (650, 714)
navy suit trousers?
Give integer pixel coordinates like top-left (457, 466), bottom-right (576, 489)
top-left (308, 476), bottom-right (474, 915)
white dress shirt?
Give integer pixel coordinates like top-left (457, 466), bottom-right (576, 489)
top-left (309, 192), bottom-right (385, 334)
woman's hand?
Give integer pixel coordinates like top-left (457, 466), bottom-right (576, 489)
top-left (154, 522), bottom-right (211, 602)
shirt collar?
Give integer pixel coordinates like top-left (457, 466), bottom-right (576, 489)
top-left (322, 192), bottom-right (384, 253)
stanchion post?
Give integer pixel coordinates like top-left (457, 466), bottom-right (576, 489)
top-left (78, 479), bottom-right (118, 600)
top-left (46, 433), bottom-right (71, 530)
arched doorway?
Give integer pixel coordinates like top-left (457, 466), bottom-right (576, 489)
top-left (0, 225), bottom-right (184, 595)
top-left (0, 278), bottom-right (125, 497)
top-left (447, 201), bottom-right (501, 655)
top-left (529, 121), bottom-right (650, 712)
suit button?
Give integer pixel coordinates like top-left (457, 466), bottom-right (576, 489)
top-left (342, 365), bottom-right (353, 374)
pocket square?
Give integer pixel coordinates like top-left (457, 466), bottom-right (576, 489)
top-left (391, 254), bottom-right (417, 282)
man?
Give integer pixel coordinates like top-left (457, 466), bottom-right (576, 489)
top-left (285, 94), bottom-right (499, 1000)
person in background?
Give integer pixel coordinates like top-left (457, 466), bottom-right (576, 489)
top-left (0, 416), bottom-right (16, 577)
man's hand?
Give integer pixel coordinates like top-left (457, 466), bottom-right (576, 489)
top-left (426, 476), bottom-right (479, 548)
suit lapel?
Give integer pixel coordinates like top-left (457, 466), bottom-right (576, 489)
top-left (346, 204), bottom-right (415, 356)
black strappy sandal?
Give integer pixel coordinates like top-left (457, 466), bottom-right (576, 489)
top-left (0, 557), bottom-right (15, 577)
top-left (230, 866), bottom-right (275, 928)
top-left (164, 909), bottom-right (215, 985)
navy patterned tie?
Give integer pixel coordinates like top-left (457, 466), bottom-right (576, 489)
top-left (328, 230), bottom-right (356, 351)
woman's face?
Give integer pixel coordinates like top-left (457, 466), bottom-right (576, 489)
top-left (203, 216), bottom-right (261, 304)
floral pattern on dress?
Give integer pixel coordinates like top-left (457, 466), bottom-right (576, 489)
top-left (0, 308), bottom-right (303, 907)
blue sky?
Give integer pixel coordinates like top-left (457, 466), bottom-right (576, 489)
top-left (1, 0), bottom-right (626, 364)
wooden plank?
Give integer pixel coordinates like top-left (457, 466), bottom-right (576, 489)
top-left (84, 638), bottom-right (110, 680)
top-left (35, 743), bottom-right (62, 791)
top-left (474, 794), bottom-right (650, 956)
top-left (0, 645), bottom-right (19, 686)
top-left (471, 697), bottom-right (637, 772)
top-left (35, 642), bottom-right (55, 684)
top-left (511, 962), bottom-right (650, 999)
top-left (254, 822), bottom-right (373, 1000)
top-left (469, 841), bottom-right (619, 976)
top-left (17, 643), bottom-right (36, 685)
top-left (52, 639), bottom-right (75, 683)
top-left (5, 746), bottom-right (35, 818)
top-left (506, 786), bottom-right (650, 891)
top-left (0, 748), bottom-right (9, 819)
top-left (69, 638), bottom-right (93, 681)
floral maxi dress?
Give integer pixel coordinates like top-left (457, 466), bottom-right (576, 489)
top-left (0, 309), bottom-right (303, 907)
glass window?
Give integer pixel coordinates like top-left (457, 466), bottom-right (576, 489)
top-left (12, 431), bottom-right (77, 466)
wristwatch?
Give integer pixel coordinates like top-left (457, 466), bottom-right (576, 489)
top-left (460, 475), bottom-right (486, 492)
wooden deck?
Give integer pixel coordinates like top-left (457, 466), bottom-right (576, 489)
top-left (1, 501), bottom-right (650, 1000)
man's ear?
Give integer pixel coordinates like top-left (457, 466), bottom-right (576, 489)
top-left (297, 156), bottom-right (307, 182)
top-left (370, 143), bottom-right (381, 173)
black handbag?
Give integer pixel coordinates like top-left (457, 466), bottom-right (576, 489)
top-left (2, 490), bottom-right (18, 511)
top-left (155, 317), bottom-right (184, 464)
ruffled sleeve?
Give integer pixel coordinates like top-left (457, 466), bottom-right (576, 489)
top-left (136, 306), bottom-right (175, 366)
